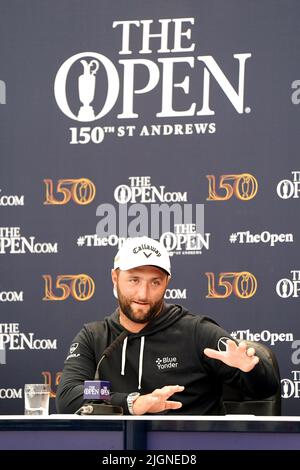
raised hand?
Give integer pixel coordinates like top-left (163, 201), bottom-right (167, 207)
top-left (204, 339), bottom-right (259, 372)
top-left (132, 385), bottom-right (184, 415)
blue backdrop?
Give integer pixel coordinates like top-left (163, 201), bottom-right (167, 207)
top-left (1, 0), bottom-right (299, 415)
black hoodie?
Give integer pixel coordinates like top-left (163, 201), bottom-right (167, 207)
top-left (56, 303), bottom-right (279, 415)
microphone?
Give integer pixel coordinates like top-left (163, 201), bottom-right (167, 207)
top-left (94, 330), bottom-right (128, 380)
top-left (75, 331), bottom-right (128, 415)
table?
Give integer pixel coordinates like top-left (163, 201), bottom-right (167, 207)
top-left (0, 416), bottom-right (300, 450)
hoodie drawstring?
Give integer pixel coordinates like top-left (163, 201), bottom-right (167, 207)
top-left (120, 335), bottom-right (145, 390)
top-left (138, 336), bottom-right (145, 390)
top-left (121, 336), bottom-right (128, 376)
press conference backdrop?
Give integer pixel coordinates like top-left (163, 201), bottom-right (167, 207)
top-left (0, 0), bottom-right (299, 415)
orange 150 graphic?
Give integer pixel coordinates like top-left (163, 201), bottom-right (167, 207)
top-left (42, 371), bottom-right (62, 398)
top-left (206, 173), bottom-right (258, 201)
top-left (43, 274), bottom-right (95, 301)
top-left (205, 272), bottom-right (257, 299)
top-left (44, 178), bottom-right (96, 205)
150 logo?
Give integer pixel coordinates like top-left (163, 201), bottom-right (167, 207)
top-left (206, 174), bottom-right (258, 201)
top-left (42, 371), bottom-right (62, 398)
top-left (44, 178), bottom-right (96, 205)
top-left (43, 274), bottom-right (95, 301)
top-left (205, 272), bottom-right (257, 299)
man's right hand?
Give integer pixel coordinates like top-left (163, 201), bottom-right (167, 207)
top-left (132, 385), bottom-right (184, 415)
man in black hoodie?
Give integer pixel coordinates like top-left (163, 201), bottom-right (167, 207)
top-left (56, 236), bottom-right (279, 415)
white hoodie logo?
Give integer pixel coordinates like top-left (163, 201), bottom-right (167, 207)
top-left (66, 342), bottom-right (81, 360)
top-left (155, 356), bottom-right (178, 370)
top-left (217, 337), bottom-right (231, 352)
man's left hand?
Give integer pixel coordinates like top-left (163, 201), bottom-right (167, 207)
top-left (204, 339), bottom-right (259, 372)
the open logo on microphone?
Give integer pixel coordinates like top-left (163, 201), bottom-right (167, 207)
top-left (83, 380), bottom-right (111, 400)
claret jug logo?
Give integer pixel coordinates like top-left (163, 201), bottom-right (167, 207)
top-left (276, 271), bottom-right (300, 298)
top-left (277, 171), bottom-right (300, 199)
top-left (281, 373), bottom-right (300, 399)
top-left (54, 17), bottom-right (252, 144)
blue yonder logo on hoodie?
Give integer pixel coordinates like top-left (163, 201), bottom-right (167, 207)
top-left (155, 356), bottom-right (178, 370)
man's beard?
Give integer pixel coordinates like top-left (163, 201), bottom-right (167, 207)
top-left (116, 286), bottom-right (164, 324)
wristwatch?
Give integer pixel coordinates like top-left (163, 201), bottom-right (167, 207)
top-left (127, 392), bottom-right (140, 415)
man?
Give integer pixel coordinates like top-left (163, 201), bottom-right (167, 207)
top-left (56, 236), bottom-right (279, 415)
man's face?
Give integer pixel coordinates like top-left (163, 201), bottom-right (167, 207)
top-left (112, 265), bottom-right (169, 324)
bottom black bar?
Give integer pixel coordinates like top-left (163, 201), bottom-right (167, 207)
top-left (0, 450), bottom-right (299, 465)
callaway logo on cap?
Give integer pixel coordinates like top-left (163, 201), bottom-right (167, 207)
top-left (113, 236), bottom-right (171, 275)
